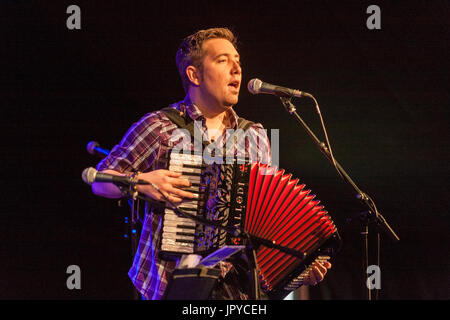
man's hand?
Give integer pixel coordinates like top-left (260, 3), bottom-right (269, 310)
top-left (136, 169), bottom-right (195, 203)
top-left (302, 261), bottom-right (332, 286)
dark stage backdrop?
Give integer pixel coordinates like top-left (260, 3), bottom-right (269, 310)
top-left (1, 1), bottom-right (448, 300)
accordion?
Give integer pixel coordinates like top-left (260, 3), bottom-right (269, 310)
top-left (160, 151), bottom-right (342, 299)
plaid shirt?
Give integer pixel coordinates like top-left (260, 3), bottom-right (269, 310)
top-left (97, 97), bottom-right (271, 300)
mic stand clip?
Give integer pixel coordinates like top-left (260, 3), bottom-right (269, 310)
top-left (279, 96), bottom-right (296, 114)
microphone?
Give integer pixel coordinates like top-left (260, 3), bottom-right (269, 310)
top-left (87, 141), bottom-right (110, 158)
top-left (247, 78), bottom-right (312, 98)
top-left (81, 167), bottom-right (150, 186)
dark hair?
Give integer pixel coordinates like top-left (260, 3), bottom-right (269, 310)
top-left (176, 27), bottom-right (238, 93)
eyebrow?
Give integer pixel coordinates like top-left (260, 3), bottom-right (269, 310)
top-left (214, 53), bottom-right (240, 60)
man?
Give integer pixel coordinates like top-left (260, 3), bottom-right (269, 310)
top-left (92, 27), bottom-right (330, 300)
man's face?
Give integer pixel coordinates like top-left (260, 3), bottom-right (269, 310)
top-left (197, 38), bottom-right (242, 110)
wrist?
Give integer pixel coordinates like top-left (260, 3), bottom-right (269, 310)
top-left (118, 170), bottom-right (141, 198)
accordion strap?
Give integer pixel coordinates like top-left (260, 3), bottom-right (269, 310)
top-left (161, 106), bottom-right (255, 150)
top-left (236, 118), bottom-right (255, 132)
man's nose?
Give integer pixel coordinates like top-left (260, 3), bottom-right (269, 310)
top-left (231, 60), bottom-right (241, 75)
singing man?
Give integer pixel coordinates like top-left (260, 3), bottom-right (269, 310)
top-left (91, 27), bottom-right (331, 300)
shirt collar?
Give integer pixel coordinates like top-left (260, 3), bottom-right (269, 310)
top-left (180, 95), bottom-right (239, 129)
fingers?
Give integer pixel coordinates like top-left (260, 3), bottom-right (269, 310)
top-left (314, 262), bottom-right (328, 275)
top-left (168, 176), bottom-right (192, 188)
top-left (160, 170), bottom-right (192, 189)
top-left (139, 183), bottom-right (185, 203)
top-left (155, 190), bottom-right (183, 203)
top-left (150, 186), bottom-right (185, 203)
top-left (148, 184), bottom-right (187, 203)
top-left (167, 186), bottom-right (196, 200)
top-left (304, 261), bottom-right (332, 286)
top-left (163, 170), bottom-right (182, 178)
top-left (311, 265), bottom-right (324, 284)
top-left (164, 172), bottom-right (194, 200)
top-left (165, 193), bottom-right (184, 203)
top-left (138, 170), bottom-right (194, 202)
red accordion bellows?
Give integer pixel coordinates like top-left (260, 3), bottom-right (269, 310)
top-left (244, 163), bottom-right (338, 291)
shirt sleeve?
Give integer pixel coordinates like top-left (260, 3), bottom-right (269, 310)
top-left (96, 113), bottom-right (162, 173)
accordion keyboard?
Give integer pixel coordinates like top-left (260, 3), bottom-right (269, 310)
top-left (160, 152), bottom-right (203, 254)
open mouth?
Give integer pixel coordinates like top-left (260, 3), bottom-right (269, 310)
top-left (228, 81), bottom-right (240, 89)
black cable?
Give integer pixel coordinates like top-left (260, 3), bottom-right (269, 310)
top-left (310, 95), bottom-right (343, 180)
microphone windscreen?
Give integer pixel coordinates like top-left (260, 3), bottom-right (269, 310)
top-left (82, 167), bottom-right (97, 185)
top-left (247, 78), bottom-right (262, 95)
top-left (86, 141), bottom-right (99, 155)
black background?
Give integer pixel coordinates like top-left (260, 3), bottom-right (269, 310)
top-left (1, 1), bottom-right (449, 300)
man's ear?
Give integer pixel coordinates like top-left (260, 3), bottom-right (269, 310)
top-left (186, 65), bottom-right (201, 86)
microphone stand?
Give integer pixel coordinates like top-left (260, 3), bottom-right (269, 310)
top-left (85, 141), bottom-right (143, 299)
top-left (126, 192), bottom-right (141, 300)
top-left (278, 96), bottom-right (400, 300)
top-left (115, 178), bottom-right (147, 300)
